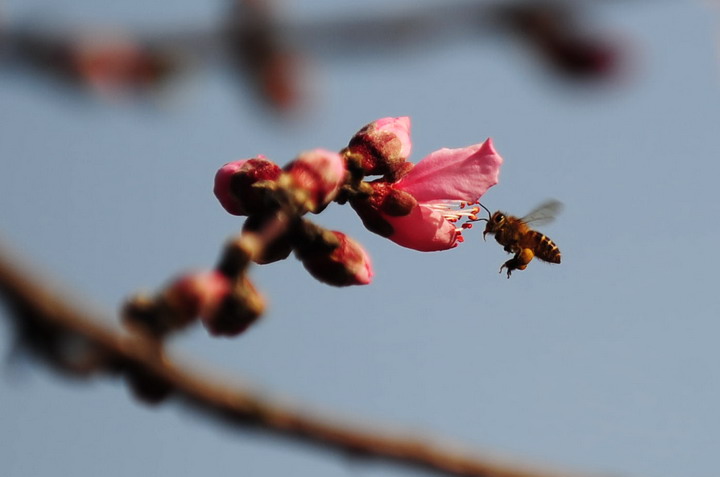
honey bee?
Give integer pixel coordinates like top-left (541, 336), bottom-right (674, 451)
top-left (478, 200), bottom-right (563, 278)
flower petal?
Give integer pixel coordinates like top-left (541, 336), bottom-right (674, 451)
top-left (394, 139), bottom-right (502, 203)
top-left (382, 205), bottom-right (458, 251)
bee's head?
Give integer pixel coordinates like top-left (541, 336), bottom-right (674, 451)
top-left (482, 211), bottom-right (506, 239)
top-left (475, 203), bottom-right (502, 240)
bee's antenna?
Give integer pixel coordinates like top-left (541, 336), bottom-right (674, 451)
top-left (477, 202), bottom-right (492, 221)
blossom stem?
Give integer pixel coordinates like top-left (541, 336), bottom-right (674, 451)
top-left (237, 210), bottom-right (291, 262)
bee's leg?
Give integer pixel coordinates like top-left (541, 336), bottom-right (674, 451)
top-left (499, 248), bottom-right (535, 278)
top-left (503, 241), bottom-right (519, 254)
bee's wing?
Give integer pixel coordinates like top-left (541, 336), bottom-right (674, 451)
top-left (520, 199), bottom-right (563, 226)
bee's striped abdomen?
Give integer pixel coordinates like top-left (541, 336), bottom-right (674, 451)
top-left (527, 230), bottom-right (561, 264)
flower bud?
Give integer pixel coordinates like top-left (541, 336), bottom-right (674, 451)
top-left (300, 231), bottom-right (373, 286)
top-left (242, 214), bottom-right (293, 264)
top-left (348, 184), bottom-right (394, 239)
top-left (347, 117), bottom-right (412, 178)
top-left (202, 277), bottom-right (265, 337)
top-left (122, 271), bottom-right (231, 337)
top-left (164, 271), bottom-right (232, 322)
top-left (214, 156), bottom-right (282, 216)
top-left (283, 148), bottom-right (346, 213)
top-left (347, 180), bottom-right (416, 240)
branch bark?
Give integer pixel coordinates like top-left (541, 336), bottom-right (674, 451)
top-left (0, 242), bottom-right (606, 477)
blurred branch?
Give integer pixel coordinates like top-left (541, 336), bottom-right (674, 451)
top-left (0, 241), bottom-right (607, 477)
top-left (0, 0), bottom-right (626, 110)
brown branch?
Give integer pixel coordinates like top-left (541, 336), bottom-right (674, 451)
top-left (0, 241), bottom-right (607, 477)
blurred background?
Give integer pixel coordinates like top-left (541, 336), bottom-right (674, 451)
top-left (1, 1), bottom-right (720, 476)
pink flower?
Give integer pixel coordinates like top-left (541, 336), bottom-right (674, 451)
top-left (347, 116), bottom-right (412, 178)
top-left (300, 231), bottom-right (373, 286)
top-left (351, 139), bottom-right (503, 251)
top-left (214, 156), bottom-right (282, 216)
top-left (283, 148), bottom-right (346, 213)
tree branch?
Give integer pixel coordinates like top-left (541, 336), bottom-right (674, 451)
top-left (0, 241), bottom-right (606, 477)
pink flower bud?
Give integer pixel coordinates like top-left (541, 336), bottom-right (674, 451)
top-left (348, 181), bottom-right (415, 240)
top-left (165, 271), bottom-right (231, 321)
top-left (301, 231), bottom-right (373, 286)
top-left (283, 149), bottom-right (346, 213)
top-left (214, 156), bottom-right (282, 216)
top-left (347, 117), bottom-right (412, 178)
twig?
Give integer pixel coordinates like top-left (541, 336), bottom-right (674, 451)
top-left (0, 242), bottom-right (607, 477)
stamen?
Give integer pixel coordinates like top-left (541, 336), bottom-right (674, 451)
top-left (425, 200), bottom-right (486, 243)
top-left (426, 202), bottom-right (482, 221)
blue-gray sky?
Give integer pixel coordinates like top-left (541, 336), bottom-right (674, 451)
top-left (2, 2), bottom-right (719, 477)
